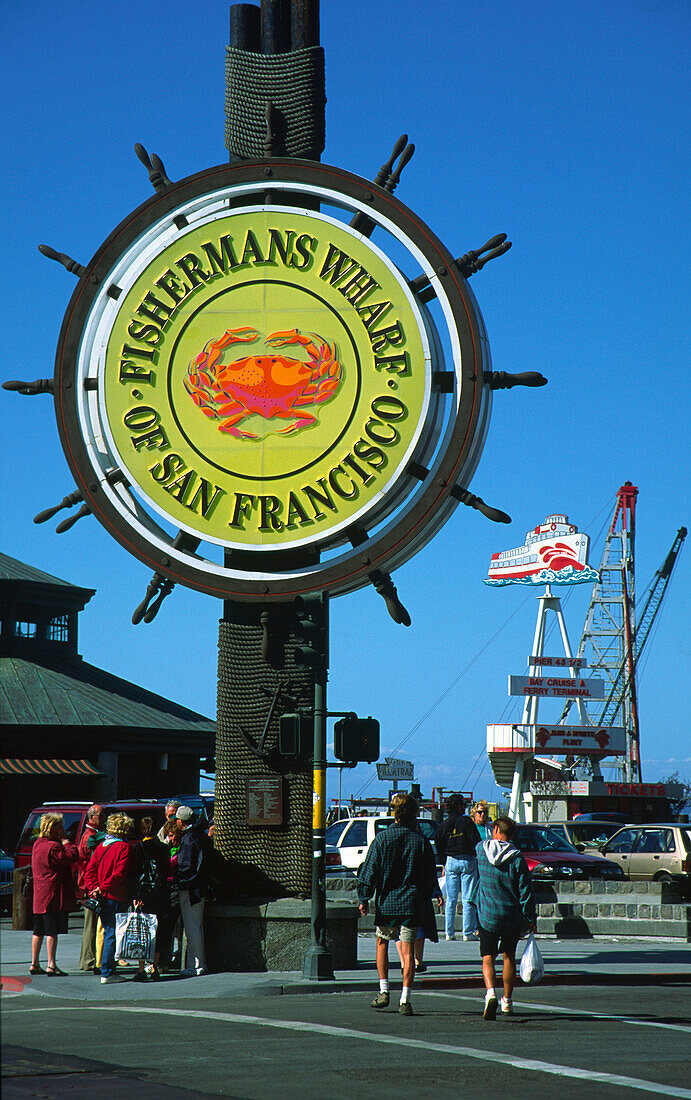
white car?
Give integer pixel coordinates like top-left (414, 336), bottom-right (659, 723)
top-left (325, 815), bottom-right (440, 875)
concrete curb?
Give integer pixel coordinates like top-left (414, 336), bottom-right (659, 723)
top-left (3, 967), bottom-right (689, 999)
top-left (278, 971), bottom-right (691, 996)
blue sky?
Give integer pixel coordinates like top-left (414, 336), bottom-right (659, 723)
top-left (3, 0), bottom-right (689, 803)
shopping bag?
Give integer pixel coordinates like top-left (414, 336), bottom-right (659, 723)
top-left (519, 932), bottom-right (544, 984)
top-left (115, 910), bottom-right (158, 962)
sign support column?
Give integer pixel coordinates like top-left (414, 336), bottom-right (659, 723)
top-left (303, 592), bottom-right (334, 979)
top-left (509, 584), bottom-right (591, 820)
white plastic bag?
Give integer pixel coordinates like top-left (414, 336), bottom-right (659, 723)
top-left (519, 933), bottom-right (544, 984)
top-left (115, 910), bottom-right (158, 962)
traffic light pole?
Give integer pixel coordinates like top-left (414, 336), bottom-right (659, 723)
top-left (302, 593), bottom-right (335, 980)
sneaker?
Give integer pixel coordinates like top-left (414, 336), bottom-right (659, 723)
top-left (131, 970), bottom-right (148, 982)
top-left (371, 992), bottom-right (390, 1009)
top-left (483, 990), bottom-right (498, 1020)
top-left (501, 997), bottom-right (513, 1015)
top-left (414, 962), bottom-right (427, 973)
top-left (463, 931), bottom-right (480, 941)
top-left (399, 1001), bottom-right (413, 1016)
top-left (100, 975), bottom-right (125, 985)
top-left (445, 934), bottom-right (456, 941)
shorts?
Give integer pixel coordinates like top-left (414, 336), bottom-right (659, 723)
top-left (478, 924), bottom-right (520, 959)
top-left (376, 918), bottom-right (417, 943)
top-left (33, 911), bottom-right (69, 936)
top-left (396, 927), bottom-right (424, 943)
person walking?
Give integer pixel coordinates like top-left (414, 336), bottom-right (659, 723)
top-left (77, 804), bottom-right (105, 971)
top-left (30, 813), bottom-right (79, 976)
top-left (475, 815), bottom-right (536, 1020)
top-left (395, 928), bottom-right (427, 973)
top-left (435, 794), bottom-right (480, 941)
top-left (357, 793), bottom-right (441, 1017)
top-left (176, 806), bottom-right (210, 976)
top-left (85, 813), bottom-right (135, 985)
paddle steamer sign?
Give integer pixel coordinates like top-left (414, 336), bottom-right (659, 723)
top-left (50, 160), bottom-right (496, 599)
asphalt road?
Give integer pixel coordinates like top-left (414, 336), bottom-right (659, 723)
top-left (3, 982), bottom-right (691, 1099)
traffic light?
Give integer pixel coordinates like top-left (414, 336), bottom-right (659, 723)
top-left (293, 593), bottom-right (327, 674)
top-left (334, 715), bottom-right (380, 763)
top-left (278, 712), bottom-right (312, 758)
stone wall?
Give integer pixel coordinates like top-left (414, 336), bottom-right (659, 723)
top-left (534, 880), bottom-right (691, 940)
top-left (328, 877), bottom-right (691, 941)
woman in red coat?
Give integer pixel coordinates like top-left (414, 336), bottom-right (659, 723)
top-left (84, 812), bottom-right (135, 984)
top-left (30, 813), bottom-right (79, 976)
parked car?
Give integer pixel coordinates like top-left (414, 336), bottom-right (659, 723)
top-left (572, 812), bottom-right (630, 824)
top-left (596, 823), bottom-right (691, 884)
top-left (325, 844), bottom-right (355, 878)
top-left (14, 800), bottom-right (168, 867)
top-left (155, 794), bottom-right (215, 826)
top-left (512, 823), bottom-right (626, 881)
top-left (546, 820), bottom-right (627, 852)
top-left (0, 848), bottom-right (14, 913)
top-left (325, 815), bottom-right (439, 875)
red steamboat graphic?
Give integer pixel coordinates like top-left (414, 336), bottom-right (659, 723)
top-left (486, 515), bottom-right (597, 586)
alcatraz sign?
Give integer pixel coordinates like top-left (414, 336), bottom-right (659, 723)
top-left (53, 160), bottom-right (493, 599)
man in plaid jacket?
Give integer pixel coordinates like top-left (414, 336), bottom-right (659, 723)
top-left (357, 794), bottom-right (441, 1017)
top-left (475, 815), bottom-right (536, 1020)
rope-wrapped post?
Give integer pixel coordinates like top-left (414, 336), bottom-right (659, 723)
top-left (215, 602), bottom-right (314, 896)
top-left (225, 1), bottom-right (325, 161)
top-left (215, 3), bottom-right (327, 913)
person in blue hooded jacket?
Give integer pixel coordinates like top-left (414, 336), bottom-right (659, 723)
top-left (475, 815), bottom-right (536, 1020)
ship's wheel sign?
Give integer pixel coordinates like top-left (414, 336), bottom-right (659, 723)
top-left (99, 200), bottom-right (431, 555)
top-left (9, 153), bottom-right (546, 606)
top-left (485, 514), bottom-right (600, 587)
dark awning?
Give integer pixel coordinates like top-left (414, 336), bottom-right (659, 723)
top-left (0, 758), bottom-right (103, 777)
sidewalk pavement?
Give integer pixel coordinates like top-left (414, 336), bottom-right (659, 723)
top-left (2, 914), bottom-right (690, 1001)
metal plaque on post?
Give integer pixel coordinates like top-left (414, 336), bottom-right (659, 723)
top-left (245, 775), bottom-right (284, 827)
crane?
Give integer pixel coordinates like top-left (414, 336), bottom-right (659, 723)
top-left (561, 483), bottom-right (685, 782)
top-left (598, 524), bottom-right (687, 728)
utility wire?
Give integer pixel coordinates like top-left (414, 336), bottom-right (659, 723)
top-left (354, 592), bottom-right (533, 798)
top-left (356, 493), bottom-right (620, 800)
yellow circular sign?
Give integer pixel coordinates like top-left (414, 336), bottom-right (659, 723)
top-left (103, 207), bottom-right (431, 549)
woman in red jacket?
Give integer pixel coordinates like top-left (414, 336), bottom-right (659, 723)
top-left (85, 813), bottom-right (135, 984)
top-left (30, 813), bottom-right (79, 976)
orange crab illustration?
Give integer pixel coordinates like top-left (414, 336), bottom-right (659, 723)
top-left (183, 327), bottom-right (342, 439)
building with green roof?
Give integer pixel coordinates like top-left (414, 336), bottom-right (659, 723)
top-left (0, 553), bottom-right (215, 851)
